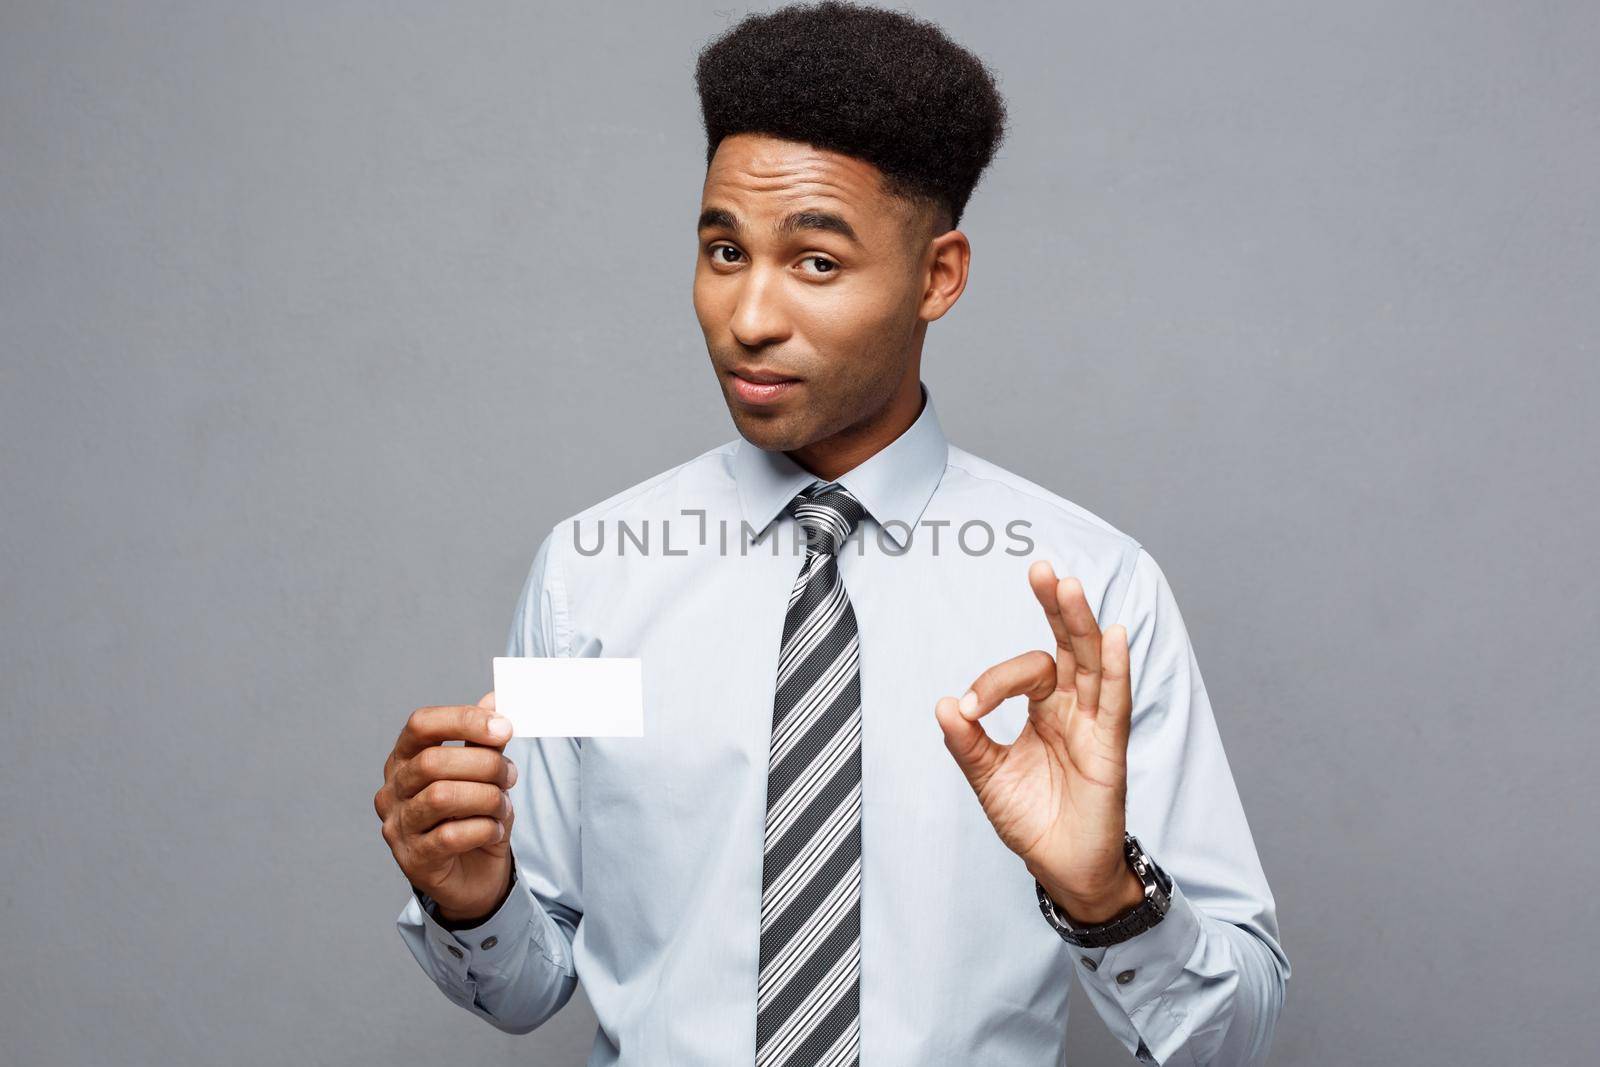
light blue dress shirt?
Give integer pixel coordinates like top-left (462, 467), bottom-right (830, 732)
top-left (395, 382), bottom-right (1289, 1064)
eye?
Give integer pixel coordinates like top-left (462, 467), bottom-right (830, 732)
top-left (707, 243), bottom-right (744, 265)
top-left (800, 255), bottom-right (839, 276)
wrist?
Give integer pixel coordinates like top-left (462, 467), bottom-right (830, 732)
top-left (1036, 834), bottom-right (1174, 948)
top-left (1038, 866), bottom-right (1145, 925)
top-left (432, 866), bottom-right (515, 929)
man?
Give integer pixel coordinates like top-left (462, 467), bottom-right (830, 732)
top-left (375, 2), bottom-right (1289, 1063)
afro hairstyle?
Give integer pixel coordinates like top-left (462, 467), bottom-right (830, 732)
top-left (693, 1), bottom-right (1008, 233)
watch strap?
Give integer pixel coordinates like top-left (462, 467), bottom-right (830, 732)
top-left (1036, 833), bottom-right (1173, 948)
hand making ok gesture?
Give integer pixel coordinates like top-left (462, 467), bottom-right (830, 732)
top-left (934, 560), bottom-right (1145, 923)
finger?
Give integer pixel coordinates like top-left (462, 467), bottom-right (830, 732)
top-left (393, 703), bottom-right (513, 760)
top-left (1028, 559), bottom-right (1076, 693)
top-left (374, 780), bottom-right (394, 821)
top-left (413, 815), bottom-right (507, 859)
top-left (959, 650), bottom-right (1058, 722)
top-left (1098, 624), bottom-right (1134, 752)
top-left (393, 744), bottom-right (518, 801)
top-left (401, 779), bottom-right (512, 836)
top-left (934, 695), bottom-right (1005, 789)
top-left (1054, 576), bottom-right (1104, 715)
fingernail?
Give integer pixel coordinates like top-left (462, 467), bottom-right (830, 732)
top-left (487, 716), bottom-right (512, 740)
top-left (495, 822), bottom-right (506, 841)
top-left (504, 761), bottom-right (518, 787)
top-left (958, 690), bottom-right (979, 718)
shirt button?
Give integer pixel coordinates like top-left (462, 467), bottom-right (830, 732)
top-left (446, 944), bottom-right (464, 959)
top-left (480, 935), bottom-right (498, 950)
top-left (1116, 968), bottom-right (1136, 985)
top-left (1079, 956), bottom-right (1098, 972)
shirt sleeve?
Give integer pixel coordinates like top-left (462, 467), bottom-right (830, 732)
top-left (394, 526), bottom-right (586, 1034)
top-left (1066, 546), bottom-right (1291, 1065)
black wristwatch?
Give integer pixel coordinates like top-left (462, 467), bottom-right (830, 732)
top-left (1035, 833), bottom-right (1173, 948)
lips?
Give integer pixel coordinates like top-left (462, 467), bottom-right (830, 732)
top-left (728, 368), bottom-right (801, 406)
top-left (730, 367), bottom-right (800, 384)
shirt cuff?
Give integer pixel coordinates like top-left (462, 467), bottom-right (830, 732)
top-left (1071, 877), bottom-right (1203, 1011)
top-left (1069, 879), bottom-right (1204, 1063)
top-left (410, 866), bottom-right (546, 976)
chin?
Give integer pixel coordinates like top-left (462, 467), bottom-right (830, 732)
top-left (727, 405), bottom-right (811, 453)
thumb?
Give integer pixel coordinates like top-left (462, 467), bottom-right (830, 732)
top-left (935, 695), bottom-right (1004, 790)
top-left (462, 690), bottom-right (502, 751)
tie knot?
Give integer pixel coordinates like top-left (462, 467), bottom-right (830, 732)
top-left (785, 481), bottom-right (867, 556)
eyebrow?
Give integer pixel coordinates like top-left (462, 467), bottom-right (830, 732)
top-left (697, 206), bottom-right (861, 245)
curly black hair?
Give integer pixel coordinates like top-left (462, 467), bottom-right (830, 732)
top-left (693, 1), bottom-right (1008, 233)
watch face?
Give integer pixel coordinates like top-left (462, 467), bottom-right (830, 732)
top-left (1036, 884), bottom-right (1074, 932)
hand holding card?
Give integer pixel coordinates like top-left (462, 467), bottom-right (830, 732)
top-left (491, 656), bottom-right (645, 738)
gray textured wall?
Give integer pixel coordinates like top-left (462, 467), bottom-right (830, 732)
top-left (3, 3), bottom-right (1596, 1065)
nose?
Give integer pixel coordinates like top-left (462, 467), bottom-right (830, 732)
top-left (728, 264), bottom-right (791, 349)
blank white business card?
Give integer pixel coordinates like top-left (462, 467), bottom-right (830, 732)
top-left (492, 656), bottom-right (644, 738)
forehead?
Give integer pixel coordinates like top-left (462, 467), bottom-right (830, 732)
top-left (700, 133), bottom-right (906, 231)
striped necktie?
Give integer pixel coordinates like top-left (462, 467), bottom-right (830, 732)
top-left (756, 479), bottom-right (869, 1067)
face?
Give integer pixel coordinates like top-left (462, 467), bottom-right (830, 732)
top-left (693, 133), bottom-right (967, 455)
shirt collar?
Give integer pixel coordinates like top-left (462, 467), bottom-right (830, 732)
top-left (731, 380), bottom-right (948, 550)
